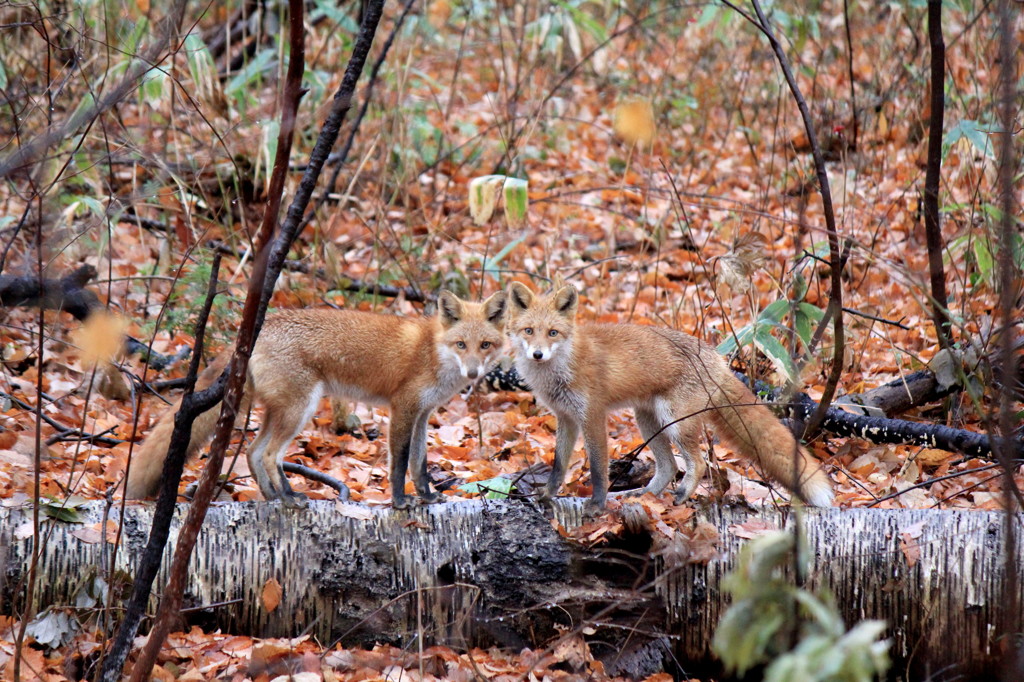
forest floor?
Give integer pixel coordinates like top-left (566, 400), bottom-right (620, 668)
top-left (0, 0), bottom-right (1019, 679)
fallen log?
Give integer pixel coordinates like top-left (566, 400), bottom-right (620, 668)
top-left (0, 499), bottom-right (1019, 679)
top-left (0, 264), bottom-right (100, 321)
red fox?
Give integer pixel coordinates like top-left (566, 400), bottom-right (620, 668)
top-left (506, 282), bottom-right (833, 512)
top-left (125, 291), bottom-right (508, 509)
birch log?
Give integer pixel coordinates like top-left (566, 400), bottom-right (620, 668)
top-left (0, 500), bottom-right (1020, 679)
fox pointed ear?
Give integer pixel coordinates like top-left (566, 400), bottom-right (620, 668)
top-left (483, 291), bottom-right (508, 327)
top-left (508, 282), bottom-right (534, 312)
top-left (554, 284), bottom-right (578, 318)
top-left (438, 290), bottom-right (463, 327)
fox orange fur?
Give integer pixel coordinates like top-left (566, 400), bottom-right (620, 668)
top-left (126, 291), bottom-right (508, 509)
top-left (506, 282), bottom-right (833, 512)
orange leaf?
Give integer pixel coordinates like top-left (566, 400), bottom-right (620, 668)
top-left (73, 310), bottom-right (127, 368)
top-left (613, 97), bottom-right (657, 147)
top-left (261, 578), bottom-right (282, 613)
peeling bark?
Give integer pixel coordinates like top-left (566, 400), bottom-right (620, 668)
top-left (1, 500), bottom-right (1020, 679)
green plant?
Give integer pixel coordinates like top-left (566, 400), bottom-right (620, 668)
top-left (946, 210), bottom-right (1024, 289)
top-left (458, 476), bottom-right (513, 499)
top-left (142, 253), bottom-right (233, 343)
top-left (717, 269), bottom-right (824, 384)
top-left (714, 531), bottom-right (890, 681)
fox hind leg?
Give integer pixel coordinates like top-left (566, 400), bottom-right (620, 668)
top-left (248, 386), bottom-right (322, 508)
top-left (633, 404), bottom-right (679, 496)
top-left (670, 417), bottom-right (707, 504)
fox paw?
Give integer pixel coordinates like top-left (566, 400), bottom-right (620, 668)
top-left (672, 490), bottom-right (693, 505)
top-left (392, 494), bottom-right (414, 510)
top-left (282, 491), bottom-right (309, 509)
top-left (582, 497), bottom-right (607, 517)
top-left (418, 490), bottom-right (445, 505)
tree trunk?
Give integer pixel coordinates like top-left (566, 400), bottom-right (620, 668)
top-left (0, 500), bottom-right (1019, 679)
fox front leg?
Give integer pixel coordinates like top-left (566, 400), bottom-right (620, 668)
top-left (408, 409), bottom-right (443, 504)
top-left (388, 405), bottom-right (417, 510)
top-left (539, 417), bottom-right (579, 505)
top-left (581, 412), bottom-right (610, 515)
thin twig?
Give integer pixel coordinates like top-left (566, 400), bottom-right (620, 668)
top-left (867, 462), bottom-right (1002, 507)
top-left (0, 391), bottom-right (123, 446)
top-left (736, 0), bottom-right (845, 438)
top-left (841, 306), bottom-right (910, 330)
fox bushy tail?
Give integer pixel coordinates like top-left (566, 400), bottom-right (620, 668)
top-left (709, 374), bottom-right (834, 506)
top-left (124, 354), bottom-right (243, 499)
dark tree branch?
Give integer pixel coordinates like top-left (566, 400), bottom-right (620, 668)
top-left (281, 462), bottom-right (350, 500)
top-left (742, 0), bottom-right (845, 439)
top-left (124, 2), bottom-right (387, 679)
top-left (924, 0), bottom-right (951, 348)
top-left (785, 393), bottom-right (1022, 461)
top-left (0, 264), bottom-right (100, 320)
top-left (98, 252), bottom-right (224, 681)
top-left (994, 1), bottom-right (1022, 674)
top-left (0, 264), bottom-right (183, 371)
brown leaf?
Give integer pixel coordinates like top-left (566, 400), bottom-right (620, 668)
top-left (899, 520), bottom-right (927, 568)
top-left (261, 578), bottom-right (282, 613)
top-left (729, 519), bottom-right (779, 540)
top-left (915, 448), bottom-right (953, 467)
top-left (1, 646), bottom-right (45, 681)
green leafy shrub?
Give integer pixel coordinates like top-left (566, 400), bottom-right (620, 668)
top-left (714, 531), bottom-right (890, 681)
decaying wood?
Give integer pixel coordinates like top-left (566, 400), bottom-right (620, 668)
top-left (0, 265), bottom-right (100, 321)
top-left (0, 499), bottom-right (1019, 679)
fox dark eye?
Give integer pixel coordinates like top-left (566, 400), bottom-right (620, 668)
top-left (480, 341), bottom-right (492, 350)
top-left (524, 327), bottom-right (534, 335)
top-left (548, 329), bottom-right (558, 337)
top-left (456, 341), bottom-right (466, 349)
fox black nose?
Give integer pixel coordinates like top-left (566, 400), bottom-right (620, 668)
top-left (467, 368), bottom-right (479, 379)
top-left (533, 350), bottom-right (544, 360)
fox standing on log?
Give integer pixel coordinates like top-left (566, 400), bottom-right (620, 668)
top-left (506, 281), bottom-right (833, 513)
top-left (126, 291), bottom-right (508, 509)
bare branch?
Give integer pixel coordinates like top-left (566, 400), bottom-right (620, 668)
top-left (0, 0), bottom-right (189, 179)
top-left (924, 0), bottom-right (951, 348)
